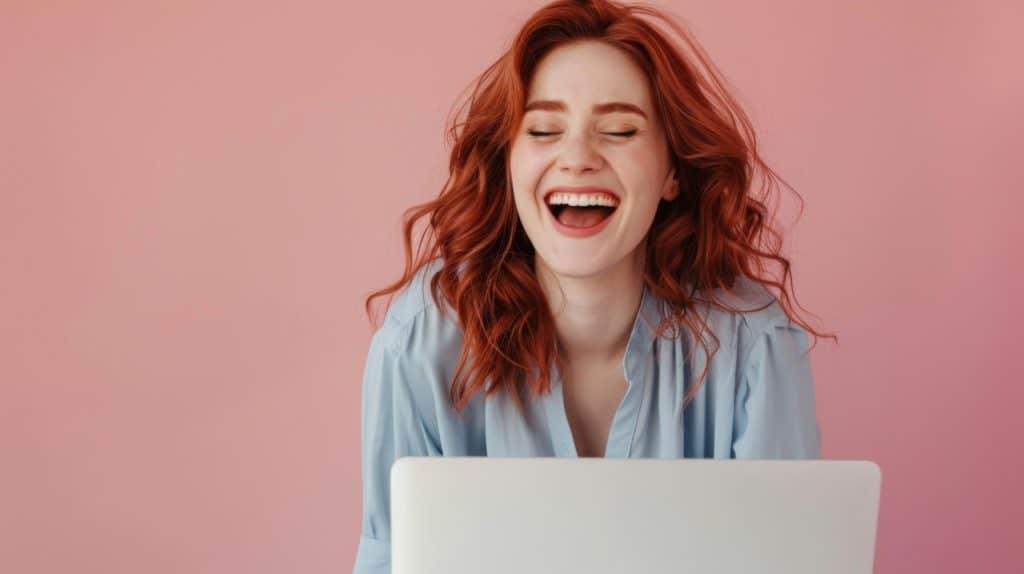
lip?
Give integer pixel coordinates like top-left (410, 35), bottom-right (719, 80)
top-left (543, 185), bottom-right (619, 239)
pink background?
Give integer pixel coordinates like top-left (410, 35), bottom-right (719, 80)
top-left (2, 1), bottom-right (1021, 572)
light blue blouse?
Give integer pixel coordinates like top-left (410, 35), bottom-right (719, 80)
top-left (352, 260), bottom-right (821, 574)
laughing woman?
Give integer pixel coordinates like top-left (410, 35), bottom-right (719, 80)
top-left (353, 0), bottom-right (836, 572)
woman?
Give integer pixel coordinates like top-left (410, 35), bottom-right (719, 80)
top-left (353, 0), bottom-right (836, 572)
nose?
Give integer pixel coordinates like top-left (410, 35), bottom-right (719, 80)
top-left (556, 132), bottom-right (603, 175)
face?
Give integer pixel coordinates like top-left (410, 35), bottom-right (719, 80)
top-left (509, 40), bottom-right (678, 281)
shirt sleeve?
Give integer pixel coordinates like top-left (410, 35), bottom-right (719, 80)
top-left (731, 318), bottom-right (822, 459)
top-left (352, 322), bottom-right (439, 574)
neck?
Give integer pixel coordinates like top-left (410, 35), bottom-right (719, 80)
top-left (535, 247), bottom-right (645, 365)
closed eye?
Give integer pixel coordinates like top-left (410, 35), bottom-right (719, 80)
top-left (527, 130), bottom-right (637, 138)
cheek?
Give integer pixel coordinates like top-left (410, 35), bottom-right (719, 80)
top-left (511, 142), bottom-right (548, 174)
top-left (618, 146), bottom-right (664, 200)
top-left (509, 144), bottom-right (548, 197)
top-left (508, 152), bottom-right (532, 209)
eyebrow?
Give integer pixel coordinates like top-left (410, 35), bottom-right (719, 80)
top-left (523, 100), bottom-right (648, 120)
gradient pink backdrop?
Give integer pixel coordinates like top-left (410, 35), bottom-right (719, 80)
top-left (2, 1), bottom-right (1021, 572)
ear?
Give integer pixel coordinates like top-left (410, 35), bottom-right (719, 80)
top-left (661, 168), bottom-right (679, 201)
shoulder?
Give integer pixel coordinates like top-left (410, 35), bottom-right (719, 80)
top-left (361, 261), bottom-right (469, 448)
top-left (377, 258), bottom-right (447, 328)
top-left (373, 259), bottom-right (462, 350)
top-left (696, 275), bottom-right (805, 366)
top-left (728, 275), bottom-right (795, 333)
top-left (366, 260), bottom-right (466, 396)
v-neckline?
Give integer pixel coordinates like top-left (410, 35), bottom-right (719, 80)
top-left (543, 284), bottom-right (656, 459)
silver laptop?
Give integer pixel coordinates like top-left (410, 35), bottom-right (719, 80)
top-left (391, 457), bottom-right (881, 574)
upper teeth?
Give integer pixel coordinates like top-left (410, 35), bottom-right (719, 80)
top-left (546, 192), bottom-right (619, 207)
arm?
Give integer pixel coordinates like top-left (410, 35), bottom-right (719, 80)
top-left (352, 324), bottom-right (438, 574)
top-left (731, 319), bottom-right (822, 459)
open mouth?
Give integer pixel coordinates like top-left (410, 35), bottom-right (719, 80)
top-left (547, 203), bottom-right (618, 228)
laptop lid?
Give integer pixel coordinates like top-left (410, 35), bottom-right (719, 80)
top-left (391, 457), bottom-right (881, 574)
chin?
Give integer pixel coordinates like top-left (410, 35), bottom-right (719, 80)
top-left (538, 252), bottom-right (615, 280)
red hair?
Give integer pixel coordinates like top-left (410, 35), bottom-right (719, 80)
top-left (364, 0), bottom-right (837, 415)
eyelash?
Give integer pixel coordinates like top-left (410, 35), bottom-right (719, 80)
top-left (527, 129), bottom-right (637, 138)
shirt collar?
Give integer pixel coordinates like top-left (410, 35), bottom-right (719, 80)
top-left (622, 282), bottom-right (664, 385)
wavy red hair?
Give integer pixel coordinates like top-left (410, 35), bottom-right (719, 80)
top-left (364, 0), bottom-right (837, 415)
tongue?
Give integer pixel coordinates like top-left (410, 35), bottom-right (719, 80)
top-left (557, 206), bottom-right (611, 228)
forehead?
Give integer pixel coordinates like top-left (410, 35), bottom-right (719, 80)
top-left (525, 41), bottom-right (653, 113)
